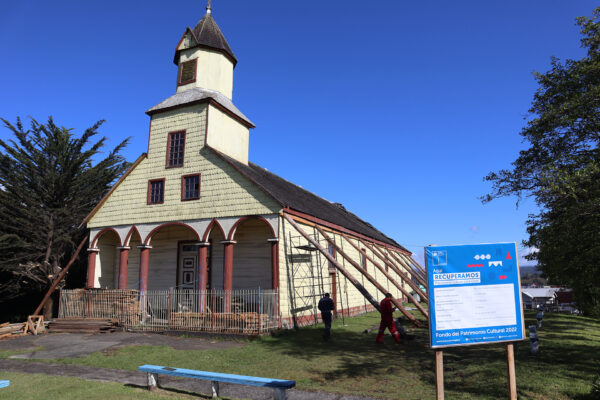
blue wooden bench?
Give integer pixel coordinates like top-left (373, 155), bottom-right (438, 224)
top-left (138, 365), bottom-right (295, 399)
top-left (0, 380), bottom-right (9, 389)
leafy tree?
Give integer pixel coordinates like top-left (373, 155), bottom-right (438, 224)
top-left (483, 8), bottom-right (600, 316)
top-left (0, 117), bottom-right (129, 320)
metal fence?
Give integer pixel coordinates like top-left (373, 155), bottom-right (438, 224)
top-left (58, 288), bottom-right (279, 334)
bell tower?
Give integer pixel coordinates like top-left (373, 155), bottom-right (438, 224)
top-left (173, 2), bottom-right (237, 99)
top-left (146, 2), bottom-right (253, 165)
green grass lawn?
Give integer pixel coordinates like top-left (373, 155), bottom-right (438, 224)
top-left (4, 311), bottom-right (600, 399)
top-left (0, 372), bottom-right (203, 400)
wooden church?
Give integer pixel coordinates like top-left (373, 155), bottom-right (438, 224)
top-left (70, 4), bottom-right (428, 332)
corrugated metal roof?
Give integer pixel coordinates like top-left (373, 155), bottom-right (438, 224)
top-left (209, 147), bottom-right (407, 251)
top-left (146, 87), bottom-right (254, 127)
top-left (521, 287), bottom-right (559, 299)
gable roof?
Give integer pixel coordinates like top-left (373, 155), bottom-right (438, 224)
top-left (521, 287), bottom-right (559, 299)
top-left (175, 13), bottom-right (237, 66)
top-left (208, 147), bottom-right (407, 251)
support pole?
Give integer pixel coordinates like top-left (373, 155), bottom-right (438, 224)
top-left (117, 246), bottom-right (130, 289)
top-left (138, 245), bottom-right (152, 293)
top-left (282, 214), bottom-right (381, 312)
top-left (361, 240), bottom-right (428, 302)
top-left (507, 343), bottom-right (517, 400)
top-left (197, 242), bottom-right (210, 312)
top-left (86, 247), bottom-right (99, 289)
top-left (268, 238), bottom-right (279, 291)
top-left (436, 350), bottom-right (444, 400)
top-left (313, 224), bottom-right (421, 327)
top-left (395, 251), bottom-right (428, 283)
top-left (341, 234), bottom-right (429, 318)
top-left (222, 240), bottom-right (236, 313)
top-left (387, 250), bottom-right (428, 289)
top-left (404, 253), bottom-right (428, 279)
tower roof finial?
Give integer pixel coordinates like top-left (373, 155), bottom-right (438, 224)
top-left (206, 0), bottom-right (212, 14)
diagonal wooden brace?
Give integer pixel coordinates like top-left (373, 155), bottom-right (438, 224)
top-left (283, 214), bottom-right (381, 312)
top-left (362, 241), bottom-right (428, 302)
top-left (341, 234), bottom-right (429, 318)
top-left (386, 249), bottom-right (428, 289)
top-left (312, 225), bottom-right (422, 328)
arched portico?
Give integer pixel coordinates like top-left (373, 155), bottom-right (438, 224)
top-left (141, 223), bottom-right (199, 291)
top-left (88, 229), bottom-right (121, 289)
top-left (86, 214), bottom-right (279, 294)
top-left (231, 217), bottom-right (275, 290)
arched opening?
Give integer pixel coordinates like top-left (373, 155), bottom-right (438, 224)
top-left (126, 229), bottom-right (142, 290)
top-left (146, 224), bottom-right (199, 290)
top-left (206, 224), bottom-right (225, 289)
top-left (95, 229), bottom-right (120, 289)
top-left (232, 218), bottom-right (273, 289)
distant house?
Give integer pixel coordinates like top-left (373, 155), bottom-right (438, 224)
top-left (521, 287), bottom-right (559, 310)
top-left (554, 290), bottom-right (577, 313)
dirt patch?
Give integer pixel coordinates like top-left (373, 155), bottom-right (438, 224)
top-left (0, 331), bottom-right (244, 359)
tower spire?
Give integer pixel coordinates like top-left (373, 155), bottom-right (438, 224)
top-left (206, 0), bottom-right (212, 14)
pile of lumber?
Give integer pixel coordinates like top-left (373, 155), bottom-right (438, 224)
top-left (0, 322), bottom-right (26, 340)
top-left (48, 318), bottom-right (118, 334)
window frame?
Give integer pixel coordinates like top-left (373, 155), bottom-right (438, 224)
top-left (181, 173), bottom-right (201, 201)
top-left (360, 248), bottom-right (367, 269)
top-left (147, 178), bottom-right (166, 205)
top-left (165, 130), bottom-right (186, 168)
top-left (177, 59), bottom-right (197, 86)
top-left (327, 243), bottom-right (336, 273)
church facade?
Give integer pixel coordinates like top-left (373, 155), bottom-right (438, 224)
top-left (81, 5), bottom-right (426, 329)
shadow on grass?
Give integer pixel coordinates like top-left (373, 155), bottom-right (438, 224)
top-left (125, 382), bottom-right (211, 399)
top-left (261, 320), bottom-right (436, 394)
top-left (258, 311), bottom-right (599, 399)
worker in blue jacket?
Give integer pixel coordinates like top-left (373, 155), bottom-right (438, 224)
top-left (318, 293), bottom-right (335, 341)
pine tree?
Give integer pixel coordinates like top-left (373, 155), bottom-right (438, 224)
top-left (0, 116), bottom-right (130, 318)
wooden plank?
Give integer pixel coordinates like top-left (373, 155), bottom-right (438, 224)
top-left (406, 254), bottom-right (428, 277)
top-left (436, 350), bottom-right (444, 400)
top-left (340, 234), bottom-right (429, 318)
top-left (396, 251), bottom-right (428, 281)
top-left (290, 305), bottom-right (313, 314)
top-left (362, 241), bottom-right (429, 302)
top-left (282, 214), bottom-right (381, 312)
top-left (312, 224), bottom-right (422, 327)
top-left (387, 250), bottom-right (428, 289)
top-left (388, 251), bottom-right (427, 287)
top-left (507, 343), bottom-right (517, 400)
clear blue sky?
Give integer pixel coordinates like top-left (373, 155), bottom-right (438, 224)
top-left (1, 0), bottom-right (597, 265)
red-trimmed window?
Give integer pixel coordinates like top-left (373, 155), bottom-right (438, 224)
top-left (166, 131), bottom-right (185, 168)
top-left (148, 179), bottom-right (165, 204)
top-left (361, 248), bottom-right (367, 269)
top-left (181, 174), bottom-right (200, 201)
top-left (328, 243), bottom-right (336, 273)
top-left (178, 59), bottom-right (197, 86)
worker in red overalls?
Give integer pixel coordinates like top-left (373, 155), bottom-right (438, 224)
top-left (375, 293), bottom-right (401, 344)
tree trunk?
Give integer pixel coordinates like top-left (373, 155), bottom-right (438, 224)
top-left (42, 296), bottom-right (53, 320)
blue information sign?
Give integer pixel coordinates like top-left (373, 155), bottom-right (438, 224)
top-left (425, 243), bottom-right (525, 348)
